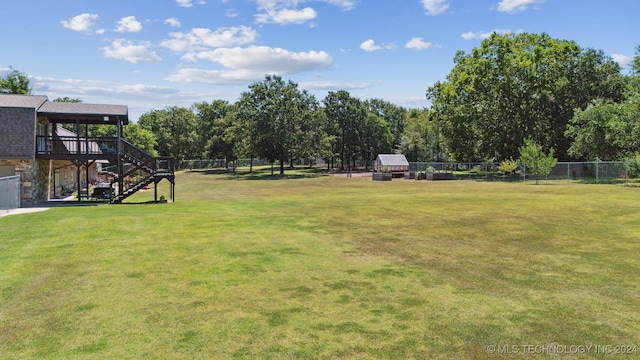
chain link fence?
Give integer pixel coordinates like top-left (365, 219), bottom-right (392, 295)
top-left (409, 161), bottom-right (632, 183)
top-left (177, 159), bottom-right (632, 184)
top-left (179, 159), bottom-right (276, 170)
top-left (0, 175), bottom-right (22, 213)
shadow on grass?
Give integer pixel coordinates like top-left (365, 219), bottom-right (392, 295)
top-left (47, 200), bottom-right (105, 207)
top-left (191, 166), bottom-right (325, 181)
top-left (120, 200), bottom-right (171, 205)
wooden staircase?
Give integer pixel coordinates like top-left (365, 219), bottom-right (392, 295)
top-left (110, 140), bottom-right (175, 204)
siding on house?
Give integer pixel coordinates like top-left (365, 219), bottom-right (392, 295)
top-left (0, 107), bottom-right (38, 158)
top-left (0, 95), bottom-right (48, 159)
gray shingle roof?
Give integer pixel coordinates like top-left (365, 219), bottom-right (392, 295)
top-left (39, 101), bottom-right (128, 117)
top-left (0, 94), bottom-right (48, 108)
top-left (0, 94), bottom-right (128, 124)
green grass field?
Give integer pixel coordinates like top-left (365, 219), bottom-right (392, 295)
top-left (1, 169), bottom-right (639, 359)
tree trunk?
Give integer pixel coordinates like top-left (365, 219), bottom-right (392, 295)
top-left (280, 160), bottom-right (285, 175)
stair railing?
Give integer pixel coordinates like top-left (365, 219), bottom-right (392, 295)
top-left (110, 140), bottom-right (174, 203)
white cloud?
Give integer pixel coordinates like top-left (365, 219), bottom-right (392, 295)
top-left (0, 67), bottom-right (12, 77)
top-left (405, 37), bottom-right (433, 50)
top-left (360, 39), bottom-right (394, 52)
top-left (321, 0), bottom-right (357, 10)
top-left (461, 28), bottom-right (521, 40)
top-left (29, 74), bottom-right (230, 121)
top-left (255, 0), bottom-right (356, 11)
top-left (30, 76), bottom-right (178, 101)
top-left (395, 95), bottom-right (430, 109)
top-left (176, 0), bottom-right (206, 7)
top-left (61, 13), bottom-right (99, 32)
top-left (360, 39), bottom-right (381, 52)
top-left (497, 0), bottom-right (544, 13)
top-left (299, 80), bottom-right (372, 90)
top-left (115, 16), bottom-right (142, 33)
top-left (187, 45), bottom-right (333, 73)
top-left (421, 0), bottom-right (449, 15)
top-left (161, 26), bottom-right (258, 52)
top-left (226, 9), bottom-right (239, 18)
top-left (256, 7), bottom-right (318, 24)
top-left (102, 39), bottom-right (162, 63)
top-left (164, 18), bottom-right (181, 27)
top-left (253, 0), bottom-right (355, 25)
top-left (165, 68), bottom-right (266, 85)
top-left (612, 54), bottom-right (634, 68)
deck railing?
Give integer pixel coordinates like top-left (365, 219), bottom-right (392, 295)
top-left (36, 135), bottom-right (118, 156)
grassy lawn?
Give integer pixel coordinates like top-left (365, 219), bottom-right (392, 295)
top-left (1, 168), bottom-right (639, 359)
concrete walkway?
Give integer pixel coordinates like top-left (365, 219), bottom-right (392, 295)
top-left (1, 207), bottom-right (51, 218)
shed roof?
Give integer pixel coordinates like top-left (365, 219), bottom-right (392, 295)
top-left (376, 154), bottom-right (409, 166)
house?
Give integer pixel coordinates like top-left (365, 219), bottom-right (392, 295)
top-left (0, 94), bottom-right (175, 205)
top-left (374, 154), bottom-right (410, 178)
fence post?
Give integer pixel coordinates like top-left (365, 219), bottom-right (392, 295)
top-left (1, 177), bottom-right (5, 213)
top-left (626, 161), bottom-right (629, 186)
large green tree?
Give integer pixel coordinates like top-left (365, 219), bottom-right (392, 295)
top-left (427, 32), bottom-right (625, 161)
top-left (633, 45), bottom-right (640, 75)
top-left (194, 99), bottom-right (236, 164)
top-left (53, 97), bottom-right (82, 103)
top-left (359, 112), bottom-right (393, 170)
top-left (0, 68), bottom-right (31, 94)
top-left (565, 101), bottom-right (640, 160)
top-left (236, 75), bottom-right (323, 175)
top-left (122, 124), bottom-right (158, 156)
top-left (399, 108), bottom-right (448, 162)
top-left (366, 99), bottom-right (406, 151)
top-left (566, 45), bottom-right (640, 161)
top-left (323, 90), bottom-right (367, 170)
top-left (138, 106), bottom-right (198, 164)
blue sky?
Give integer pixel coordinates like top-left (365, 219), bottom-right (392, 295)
top-left (1, 0), bottom-right (637, 121)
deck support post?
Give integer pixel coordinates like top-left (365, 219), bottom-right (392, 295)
top-left (116, 118), bottom-right (123, 203)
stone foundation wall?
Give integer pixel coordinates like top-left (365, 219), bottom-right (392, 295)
top-left (0, 158), bottom-right (50, 205)
top-left (30, 159), bottom-right (49, 204)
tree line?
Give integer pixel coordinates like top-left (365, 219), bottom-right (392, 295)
top-left (3, 32), bottom-right (639, 171)
top-left (427, 33), bottom-right (640, 163)
top-left (137, 76), bottom-right (413, 174)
